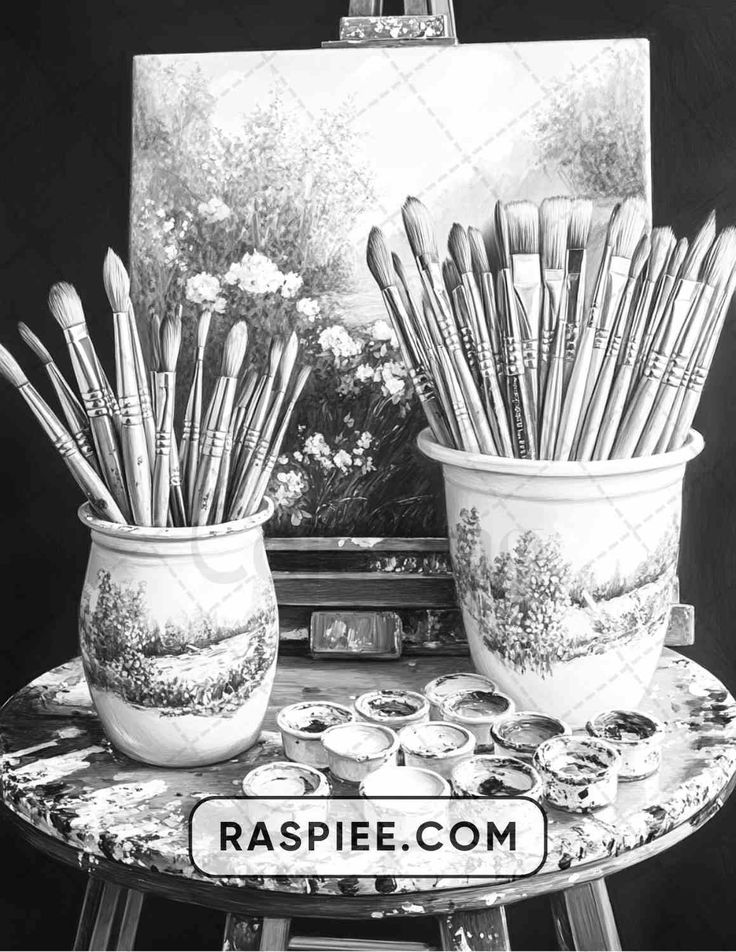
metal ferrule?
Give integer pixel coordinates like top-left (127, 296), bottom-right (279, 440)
top-left (504, 336), bottom-right (524, 377)
top-left (663, 353), bottom-right (689, 389)
top-left (592, 327), bottom-right (611, 351)
top-left (82, 387), bottom-right (109, 418)
top-left (201, 427), bottom-right (228, 458)
top-left (62, 323), bottom-right (88, 345)
top-left (643, 349), bottom-right (669, 380)
top-left (155, 430), bottom-right (172, 455)
top-left (52, 432), bottom-right (77, 459)
top-left (118, 393), bottom-right (143, 427)
top-left (521, 337), bottom-right (538, 371)
top-left (685, 364), bottom-right (707, 393)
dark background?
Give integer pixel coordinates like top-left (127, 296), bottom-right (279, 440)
top-left (2, 0), bottom-right (736, 948)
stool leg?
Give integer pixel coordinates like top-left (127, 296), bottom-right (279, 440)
top-left (74, 877), bottom-right (144, 951)
top-left (438, 907), bottom-right (510, 951)
top-left (551, 878), bottom-right (621, 951)
top-left (223, 915), bottom-right (292, 951)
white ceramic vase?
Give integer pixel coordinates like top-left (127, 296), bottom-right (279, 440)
top-left (77, 499), bottom-right (279, 767)
top-left (419, 429), bottom-right (703, 726)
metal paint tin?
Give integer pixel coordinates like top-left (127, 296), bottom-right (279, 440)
top-left (586, 709), bottom-right (664, 780)
top-left (423, 672), bottom-right (497, 718)
top-left (354, 689), bottom-right (430, 731)
top-left (490, 712), bottom-right (571, 761)
top-left (242, 760), bottom-right (331, 798)
top-left (277, 701), bottom-right (355, 768)
top-left (533, 735), bottom-right (621, 812)
top-left (440, 689), bottom-right (515, 745)
top-left (321, 722), bottom-right (399, 782)
top-left (398, 721), bottom-right (476, 778)
top-left (451, 754), bottom-right (543, 801)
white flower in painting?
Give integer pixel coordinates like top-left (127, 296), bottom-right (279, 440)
top-left (354, 364), bottom-right (374, 383)
top-left (303, 433), bottom-right (330, 458)
top-left (185, 272), bottom-right (222, 306)
top-left (363, 456), bottom-right (376, 473)
top-left (318, 324), bottom-right (361, 360)
top-left (356, 431), bottom-right (373, 450)
top-left (296, 297), bottom-right (321, 321)
top-left (212, 296), bottom-right (227, 314)
top-left (163, 243), bottom-right (178, 265)
top-left (280, 272), bottom-right (304, 299)
top-left (380, 360), bottom-right (407, 398)
top-left (273, 470), bottom-right (306, 508)
top-left (333, 450), bottom-right (352, 472)
top-left (198, 197), bottom-right (231, 224)
top-left (371, 319), bottom-right (397, 346)
top-left (224, 251), bottom-right (284, 294)
top-left (162, 218), bottom-right (175, 233)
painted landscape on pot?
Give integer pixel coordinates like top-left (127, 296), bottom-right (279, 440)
top-left (452, 507), bottom-right (678, 677)
top-left (80, 569), bottom-right (278, 715)
top-left (130, 41), bottom-right (651, 535)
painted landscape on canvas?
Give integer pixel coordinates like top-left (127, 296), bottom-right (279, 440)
top-left (130, 41), bottom-right (651, 536)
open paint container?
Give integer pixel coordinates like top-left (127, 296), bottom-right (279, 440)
top-left (586, 709), bottom-right (664, 780)
top-left (360, 765), bottom-right (450, 842)
top-left (277, 701), bottom-right (355, 768)
top-left (423, 672), bottom-right (497, 718)
top-left (451, 754), bottom-right (543, 801)
top-left (398, 721), bottom-right (475, 778)
top-left (533, 735), bottom-right (621, 812)
top-left (440, 689), bottom-right (515, 745)
top-left (490, 712), bottom-right (570, 761)
top-left (242, 761), bottom-right (331, 798)
top-left (354, 689), bottom-right (430, 731)
top-left (321, 722), bottom-right (399, 782)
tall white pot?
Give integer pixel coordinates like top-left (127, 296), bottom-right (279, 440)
top-left (419, 429), bottom-right (703, 726)
top-left (78, 499), bottom-right (279, 767)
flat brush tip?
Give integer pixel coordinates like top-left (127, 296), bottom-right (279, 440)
top-left (222, 320), bottom-right (248, 378)
top-left (103, 248), bottom-right (131, 313)
top-left (610, 196), bottom-right (647, 258)
top-left (48, 282), bottom-right (85, 329)
top-left (18, 322), bottom-right (52, 365)
top-left (647, 226), bottom-right (676, 281)
top-left (366, 226), bottom-right (395, 291)
top-left (540, 196), bottom-right (570, 270)
top-left (568, 198), bottom-right (593, 249)
top-left (0, 343), bottom-right (27, 388)
top-left (506, 200), bottom-right (539, 255)
top-left (630, 234), bottom-right (650, 279)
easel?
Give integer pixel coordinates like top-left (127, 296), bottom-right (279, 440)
top-left (323, 0), bottom-right (458, 48)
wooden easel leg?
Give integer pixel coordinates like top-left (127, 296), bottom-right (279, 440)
top-left (74, 877), bottom-right (144, 950)
top-left (551, 878), bottom-right (621, 951)
top-left (438, 907), bottom-right (510, 951)
top-left (223, 915), bottom-right (292, 951)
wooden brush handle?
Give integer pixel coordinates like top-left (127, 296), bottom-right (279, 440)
top-left (84, 393), bottom-right (131, 520)
top-left (593, 363), bottom-right (634, 460)
top-left (610, 372), bottom-right (660, 459)
top-left (120, 395), bottom-right (153, 526)
top-left (555, 321), bottom-right (594, 461)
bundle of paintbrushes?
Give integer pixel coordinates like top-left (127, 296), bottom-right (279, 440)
top-left (368, 196), bottom-right (736, 461)
top-left (0, 250), bottom-right (311, 525)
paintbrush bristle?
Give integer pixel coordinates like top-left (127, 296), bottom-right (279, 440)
top-left (468, 227), bottom-right (490, 276)
top-left (540, 197), bottom-right (570, 271)
top-left (391, 253), bottom-right (412, 292)
top-left (667, 237), bottom-right (689, 278)
top-left (159, 309), bottom-right (182, 373)
top-left (568, 199), bottom-right (593, 250)
top-left (366, 227), bottom-right (395, 291)
top-left (292, 365), bottom-right (312, 400)
top-left (103, 248), bottom-right (131, 314)
top-left (198, 309), bottom-right (212, 349)
top-left (442, 258), bottom-right (461, 294)
top-left (506, 201), bottom-right (539, 256)
top-left (701, 226), bottom-right (736, 290)
top-left (610, 197), bottom-right (647, 258)
top-left (646, 227), bottom-right (676, 284)
top-left (682, 211), bottom-right (717, 280)
top-left (149, 314), bottom-right (162, 371)
top-left (221, 321), bottom-right (248, 378)
top-left (281, 330), bottom-right (300, 371)
top-left (18, 323), bottom-right (53, 365)
top-left (48, 282), bottom-right (85, 330)
top-left (630, 234), bottom-right (650, 280)
top-left (267, 336), bottom-right (285, 377)
top-left (402, 196), bottom-right (439, 261)
top-left (0, 344), bottom-right (28, 388)
top-left (448, 224), bottom-right (472, 276)
top-left (493, 202), bottom-right (511, 270)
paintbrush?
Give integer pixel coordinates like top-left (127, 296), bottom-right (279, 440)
top-left (594, 227), bottom-right (673, 459)
top-left (180, 309), bottom-right (211, 511)
top-left (48, 282), bottom-right (131, 519)
top-left (104, 249), bottom-right (152, 525)
top-left (126, 296), bottom-right (156, 468)
top-left (578, 197), bottom-right (647, 435)
top-left (468, 226), bottom-right (504, 378)
top-left (554, 203), bottom-right (620, 460)
top-left (151, 311), bottom-right (182, 526)
top-left (230, 366), bottom-right (312, 520)
top-left (633, 236), bottom-right (688, 390)
top-left (402, 196), bottom-right (496, 454)
top-left (637, 226), bottom-right (736, 456)
top-left (231, 367), bottom-right (259, 444)
top-left (233, 336), bottom-right (284, 480)
top-left (17, 321), bottom-right (99, 474)
top-left (0, 343), bottom-right (126, 523)
top-left (562, 199), bottom-right (593, 391)
top-left (366, 229), bottom-right (451, 446)
top-left (538, 280), bottom-right (569, 458)
top-left (539, 197), bottom-right (571, 397)
top-left (449, 224), bottom-right (514, 455)
top-left (612, 211), bottom-right (716, 458)
top-left (576, 233), bottom-right (650, 461)
top-left (667, 268), bottom-right (736, 451)
top-left (443, 258), bottom-right (479, 381)
top-left (495, 201), bottom-right (537, 459)
top-left (506, 200), bottom-right (541, 414)
top-left (191, 321), bottom-right (248, 526)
